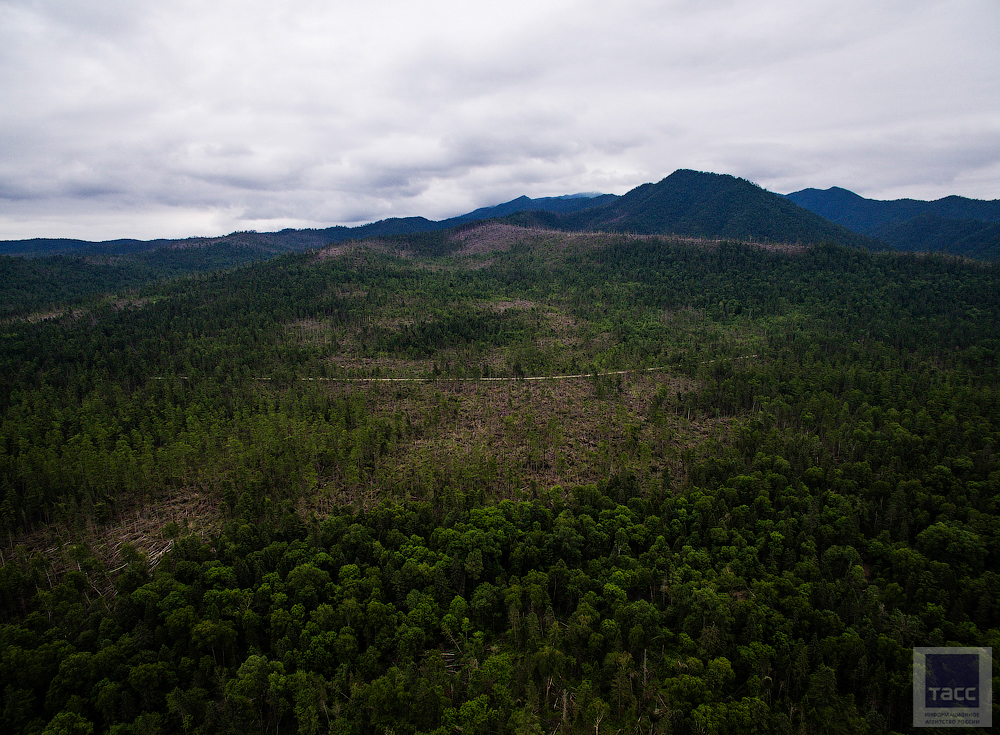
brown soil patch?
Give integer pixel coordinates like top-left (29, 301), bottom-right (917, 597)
top-left (486, 299), bottom-right (536, 311)
top-left (449, 224), bottom-right (554, 256)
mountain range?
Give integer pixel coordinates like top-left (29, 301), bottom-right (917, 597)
top-left (784, 186), bottom-right (1000, 260)
top-left (2, 169), bottom-right (998, 260)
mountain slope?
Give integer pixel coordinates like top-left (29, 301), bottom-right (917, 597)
top-left (786, 186), bottom-right (1000, 233)
top-left (505, 170), bottom-right (875, 247)
top-left (872, 213), bottom-right (1000, 260)
top-left (786, 186), bottom-right (1000, 259)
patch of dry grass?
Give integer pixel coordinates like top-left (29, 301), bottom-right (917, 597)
top-left (318, 367), bottom-right (722, 506)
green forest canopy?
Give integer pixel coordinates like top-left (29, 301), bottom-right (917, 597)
top-left (1, 226), bottom-right (998, 734)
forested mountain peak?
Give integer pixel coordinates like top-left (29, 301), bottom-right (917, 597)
top-left (500, 169), bottom-right (875, 248)
top-left (784, 185), bottom-right (868, 210)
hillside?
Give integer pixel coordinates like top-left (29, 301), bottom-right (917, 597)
top-left (786, 186), bottom-right (1000, 259)
top-left (1, 223), bottom-right (999, 734)
top-left (873, 213), bottom-right (1000, 260)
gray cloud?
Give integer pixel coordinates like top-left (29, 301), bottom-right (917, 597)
top-left (1, 0), bottom-right (997, 240)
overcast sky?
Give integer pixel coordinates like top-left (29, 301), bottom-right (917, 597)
top-left (1, 0), bottom-right (998, 241)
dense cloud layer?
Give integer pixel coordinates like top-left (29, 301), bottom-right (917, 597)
top-left (1, 0), bottom-right (998, 240)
